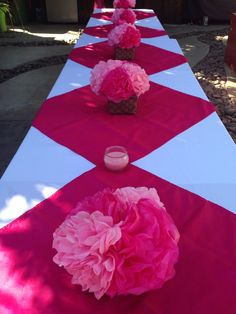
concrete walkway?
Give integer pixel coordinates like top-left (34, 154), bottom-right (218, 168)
top-left (0, 23), bottom-right (235, 177)
top-left (1, 46), bottom-right (71, 69)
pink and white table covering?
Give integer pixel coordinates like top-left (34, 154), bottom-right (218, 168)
top-left (0, 9), bottom-right (236, 314)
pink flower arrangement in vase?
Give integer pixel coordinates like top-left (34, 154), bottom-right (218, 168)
top-left (53, 187), bottom-right (180, 300)
top-left (108, 22), bottom-right (141, 60)
top-left (113, 0), bottom-right (136, 8)
top-left (111, 8), bottom-right (136, 25)
top-left (90, 59), bottom-right (150, 114)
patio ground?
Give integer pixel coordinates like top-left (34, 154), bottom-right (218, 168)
top-left (0, 22), bottom-right (235, 178)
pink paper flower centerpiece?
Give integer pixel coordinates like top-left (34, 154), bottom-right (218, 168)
top-left (111, 8), bottom-right (136, 25)
top-left (90, 59), bottom-right (149, 113)
top-left (108, 22), bottom-right (141, 60)
top-left (108, 22), bottom-right (140, 49)
top-left (113, 0), bottom-right (136, 8)
top-left (53, 187), bottom-right (180, 299)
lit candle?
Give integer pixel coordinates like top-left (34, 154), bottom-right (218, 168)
top-left (104, 146), bottom-right (129, 171)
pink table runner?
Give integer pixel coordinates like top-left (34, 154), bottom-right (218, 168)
top-left (1, 9), bottom-right (236, 314)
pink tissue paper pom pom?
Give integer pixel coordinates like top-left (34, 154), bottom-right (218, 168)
top-left (111, 8), bottom-right (136, 24)
top-left (108, 23), bottom-right (141, 49)
top-left (53, 187), bottom-right (180, 299)
top-left (123, 62), bottom-right (150, 96)
top-left (113, 0), bottom-right (136, 8)
top-left (90, 59), bottom-right (123, 94)
top-left (53, 210), bottom-right (122, 299)
top-left (90, 60), bottom-right (150, 102)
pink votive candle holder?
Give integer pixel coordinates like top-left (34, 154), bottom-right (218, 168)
top-left (104, 146), bottom-right (129, 171)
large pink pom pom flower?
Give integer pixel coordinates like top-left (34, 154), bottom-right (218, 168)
top-left (53, 187), bottom-right (180, 299)
top-left (90, 60), bottom-right (149, 103)
top-left (113, 0), bottom-right (136, 8)
top-left (111, 8), bottom-right (136, 24)
top-left (108, 23), bottom-right (141, 49)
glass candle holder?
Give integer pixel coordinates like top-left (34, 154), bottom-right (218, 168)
top-left (104, 146), bottom-right (129, 171)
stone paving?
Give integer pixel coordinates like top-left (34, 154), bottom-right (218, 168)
top-left (0, 23), bottom-right (235, 178)
top-left (0, 64), bottom-right (64, 120)
top-left (178, 35), bottom-right (209, 67)
top-left (0, 25), bottom-right (76, 177)
top-left (0, 24), bottom-right (81, 44)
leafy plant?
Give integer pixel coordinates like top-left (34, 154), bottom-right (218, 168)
top-left (0, 2), bottom-right (14, 31)
top-left (0, 1), bottom-right (19, 28)
top-left (0, 2), bottom-right (10, 14)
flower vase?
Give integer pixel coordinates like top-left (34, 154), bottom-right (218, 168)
top-left (115, 46), bottom-right (136, 60)
top-left (108, 95), bottom-right (137, 114)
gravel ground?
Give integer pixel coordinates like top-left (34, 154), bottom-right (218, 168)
top-left (173, 27), bottom-right (236, 142)
top-left (0, 26), bottom-right (235, 142)
top-left (192, 29), bottom-right (236, 142)
top-left (0, 39), bottom-right (70, 46)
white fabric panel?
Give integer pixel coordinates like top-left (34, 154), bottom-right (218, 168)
top-left (133, 113), bottom-right (236, 213)
top-left (86, 17), bottom-right (112, 28)
top-left (0, 127), bottom-right (95, 228)
top-left (135, 16), bottom-right (164, 30)
top-left (134, 9), bottom-right (154, 13)
top-left (74, 33), bottom-right (106, 48)
top-left (142, 36), bottom-right (182, 55)
top-left (149, 63), bottom-right (208, 100)
top-left (94, 8), bottom-right (114, 13)
top-left (48, 60), bottom-right (91, 99)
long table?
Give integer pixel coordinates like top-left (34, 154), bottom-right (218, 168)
top-left (0, 9), bottom-right (236, 314)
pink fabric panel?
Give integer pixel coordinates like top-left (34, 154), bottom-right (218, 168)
top-left (33, 82), bottom-right (215, 164)
top-left (69, 41), bottom-right (187, 75)
top-left (0, 166), bottom-right (235, 313)
top-left (84, 24), bottom-right (166, 38)
top-left (92, 11), bottom-right (156, 20)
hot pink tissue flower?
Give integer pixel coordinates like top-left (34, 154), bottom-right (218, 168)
top-left (120, 8), bottom-right (136, 24)
top-left (100, 67), bottom-right (135, 103)
top-left (108, 23), bottom-right (141, 48)
top-left (111, 8), bottom-right (136, 25)
top-left (107, 187), bottom-right (180, 297)
top-left (53, 187), bottom-right (180, 299)
top-left (119, 24), bottom-right (141, 48)
top-left (113, 0), bottom-right (136, 8)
